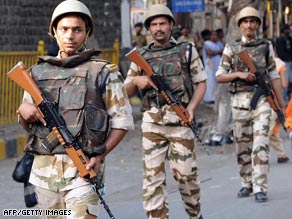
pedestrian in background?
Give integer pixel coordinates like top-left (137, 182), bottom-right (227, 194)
top-left (216, 28), bottom-right (225, 45)
top-left (197, 29), bottom-right (211, 63)
top-left (269, 57), bottom-right (290, 163)
top-left (132, 22), bottom-right (147, 48)
top-left (275, 24), bottom-right (292, 101)
top-left (17, 0), bottom-right (134, 218)
top-left (208, 28), bottom-right (234, 146)
top-left (216, 6), bottom-right (285, 202)
top-left (202, 30), bottom-right (223, 104)
top-left (177, 26), bottom-right (195, 43)
top-left (125, 4), bottom-right (206, 219)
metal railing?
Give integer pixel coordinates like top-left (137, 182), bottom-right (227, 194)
top-left (0, 39), bottom-right (120, 126)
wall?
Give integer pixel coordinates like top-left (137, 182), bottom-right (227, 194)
top-left (0, 0), bottom-right (121, 51)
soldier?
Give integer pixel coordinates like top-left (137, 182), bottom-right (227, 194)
top-left (177, 26), bottom-right (195, 44)
top-left (125, 4), bottom-right (206, 219)
top-left (16, 0), bottom-right (134, 218)
top-left (216, 6), bottom-right (285, 202)
top-left (132, 22), bottom-right (147, 48)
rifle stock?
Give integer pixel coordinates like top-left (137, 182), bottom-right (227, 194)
top-left (7, 62), bottom-right (115, 219)
top-left (126, 49), bottom-right (154, 76)
top-left (7, 62), bottom-right (44, 105)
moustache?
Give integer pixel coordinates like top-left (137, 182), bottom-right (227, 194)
top-left (154, 31), bottom-right (165, 35)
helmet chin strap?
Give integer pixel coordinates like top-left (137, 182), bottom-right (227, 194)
top-left (53, 27), bottom-right (90, 57)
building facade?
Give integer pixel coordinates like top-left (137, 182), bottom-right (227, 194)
top-left (0, 0), bottom-right (122, 51)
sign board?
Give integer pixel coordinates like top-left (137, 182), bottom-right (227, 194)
top-left (172, 0), bottom-right (205, 13)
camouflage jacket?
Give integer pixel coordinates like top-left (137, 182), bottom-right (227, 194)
top-left (23, 50), bottom-right (134, 191)
top-left (125, 37), bottom-right (207, 125)
top-left (216, 36), bottom-right (279, 109)
top-left (132, 33), bottom-right (147, 48)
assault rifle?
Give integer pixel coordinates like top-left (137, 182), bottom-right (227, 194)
top-left (126, 48), bottom-right (211, 155)
top-left (7, 62), bottom-right (116, 219)
top-left (237, 50), bottom-right (287, 132)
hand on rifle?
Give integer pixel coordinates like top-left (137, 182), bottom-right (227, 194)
top-left (17, 102), bottom-right (46, 126)
top-left (86, 156), bottom-right (104, 178)
top-left (237, 72), bottom-right (256, 82)
top-left (179, 106), bottom-right (194, 127)
top-left (133, 75), bottom-right (158, 90)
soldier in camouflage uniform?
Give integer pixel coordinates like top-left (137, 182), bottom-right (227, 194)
top-left (17, 0), bottom-right (134, 218)
top-left (132, 22), bottom-right (147, 48)
top-left (125, 4), bottom-right (206, 219)
top-left (216, 6), bottom-right (285, 202)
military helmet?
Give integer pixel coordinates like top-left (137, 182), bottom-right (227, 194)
top-left (49, 0), bottom-right (93, 37)
top-left (237, 6), bottom-right (261, 27)
top-left (144, 4), bottom-right (175, 30)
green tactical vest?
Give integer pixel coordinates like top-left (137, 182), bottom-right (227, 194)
top-left (139, 41), bottom-right (194, 111)
top-left (25, 50), bottom-right (110, 158)
top-left (229, 38), bottom-right (271, 93)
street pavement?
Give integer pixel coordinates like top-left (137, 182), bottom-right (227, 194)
top-left (1, 105), bottom-right (292, 219)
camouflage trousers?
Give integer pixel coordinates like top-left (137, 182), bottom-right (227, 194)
top-left (35, 185), bottom-right (99, 219)
top-left (232, 100), bottom-right (272, 193)
top-left (141, 122), bottom-right (201, 219)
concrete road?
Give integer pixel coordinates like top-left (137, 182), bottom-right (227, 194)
top-left (1, 106), bottom-right (292, 219)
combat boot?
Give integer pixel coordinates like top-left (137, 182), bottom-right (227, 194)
top-left (237, 187), bottom-right (253, 197)
top-left (255, 192), bottom-right (268, 202)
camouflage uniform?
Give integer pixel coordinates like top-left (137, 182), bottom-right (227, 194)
top-left (177, 35), bottom-right (195, 44)
top-left (132, 34), bottom-right (147, 48)
top-left (22, 50), bottom-right (134, 219)
top-left (125, 38), bottom-right (207, 219)
top-left (216, 36), bottom-right (279, 194)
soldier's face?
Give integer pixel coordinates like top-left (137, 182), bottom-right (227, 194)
top-left (55, 15), bottom-right (87, 57)
top-left (239, 17), bottom-right (259, 39)
top-left (149, 16), bottom-right (172, 45)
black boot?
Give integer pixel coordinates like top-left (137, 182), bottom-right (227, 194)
top-left (237, 187), bottom-right (253, 197)
top-left (255, 192), bottom-right (268, 202)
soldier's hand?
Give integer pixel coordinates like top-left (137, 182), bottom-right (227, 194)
top-left (238, 72), bottom-right (256, 81)
top-left (179, 107), bottom-right (193, 126)
top-left (17, 102), bottom-right (46, 126)
top-left (86, 156), bottom-right (104, 176)
top-left (133, 76), bottom-right (158, 90)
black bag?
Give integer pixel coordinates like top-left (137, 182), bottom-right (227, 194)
top-left (12, 153), bottom-right (34, 183)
